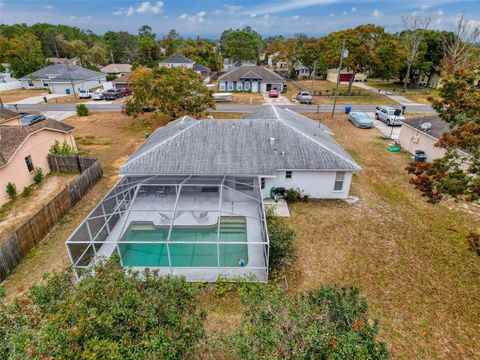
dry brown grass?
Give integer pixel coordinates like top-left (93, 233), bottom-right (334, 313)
top-left (207, 112), bottom-right (246, 119)
top-left (0, 89), bottom-right (46, 103)
top-left (227, 92), bottom-right (264, 105)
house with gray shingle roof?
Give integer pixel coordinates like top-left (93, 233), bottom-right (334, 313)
top-left (0, 117), bottom-right (75, 205)
top-left (217, 65), bottom-right (286, 93)
top-left (159, 55), bottom-right (211, 83)
top-left (65, 105), bottom-right (359, 283)
top-left (19, 64), bottom-right (106, 94)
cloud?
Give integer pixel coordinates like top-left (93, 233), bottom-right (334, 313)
top-left (264, 14), bottom-right (271, 19)
top-left (292, 15), bottom-right (300, 20)
top-left (372, 9), bottom-right (383, 19)
top-left (44, 5), bottom-right (53, 9)
top-left (351, 7), bottom-right (357, 13)
top-left (226, 5), bottom-right (242, 15)
top-left (250, 13), bottom-right (257, 18)
top-left (342, 11), bottom-right (347, 15)
top-left (179, 11), bottom-right (207, 24)
top-left (329, 13), bottom-right (335, 17)
top-left (438, 10), bottom-right (444, 15)
top-left (113, 1), bottom-right (164, 16)
top-left (68, 15), bottom-right (93, 24)
top-left (0, 1), bottom-right (4, 9)
top-left (211, 9), bottom-right (222, 16)
top-left (242, 0), bottom-right (346, 16)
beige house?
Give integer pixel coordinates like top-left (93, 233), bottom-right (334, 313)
top-left (327, 68), bottom-right (367, 83)
top-left (398, 115), bottom-right (449, 161)
top-left (0, 109), bottom-right (76, 205)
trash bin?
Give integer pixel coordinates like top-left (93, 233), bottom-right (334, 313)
top-left (414, 150), bottom-right (427, 162)
top-left (345, 106), bottom-right (352, 114)
top-left (65, 88), bottom-right (71, 95)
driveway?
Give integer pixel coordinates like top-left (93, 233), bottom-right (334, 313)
top-left (9, 93), bottom-right (69, 105)
top-left (353, 82), bottom-right (422, 107)
top-left (42, 111), bottom-right (76, 121)
top-left (362, 112), bottom-right (401, 139)
top-left (262, 93), bottom-right (291, 105)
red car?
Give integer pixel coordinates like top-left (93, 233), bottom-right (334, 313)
top-left (268, 89), bottom-right (279, 98)
top-left (120, 87), bottom-right (133, 96)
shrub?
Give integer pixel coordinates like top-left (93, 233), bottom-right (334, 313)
top-left (33, 167), bottom-right (44, 184)
top-left (49, 140), bottom-right (77, 155)
top-left (22, 186), bottom-right (33, 197)
top-left (106, 74), bottom-right (117, 82)
top-left (6, 182), bottom-right (17, 200)
top-left (0, 259), bottom-right (206, 359)
top-left (267, 217), bottom-right (296, 272)
top-left (284, 187), bottom-right (308, 203)
top-left (76, 103), bottom-right (89, 116)
top-left (229, 284), bottom-right (389, 359)
top-left (467, 232), bottom-right (480, 256)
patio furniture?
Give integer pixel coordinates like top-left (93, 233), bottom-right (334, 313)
top-left (197, 211), bottom-right (208, 223)
top-left (155, 186), bottom-right (167, 197)
top-left (158, 212), bottom-right (171, 222)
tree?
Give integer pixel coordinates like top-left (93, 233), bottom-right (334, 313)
top-left (372, 34), bottom-right (405, 80)
top-left (229, 284), bottom-right (389, 359)
top-left (298, 39), bottom-right (327, 78)
top-left (125, 66), bottom-right (215, 118)
top-left (406, 66), bottom-right (480, 202)
top-left (265, 40), bottom-right (288, 70)
top-left (3, 33), bottom-right (46, 78)
top-left (401, 14), bottom-right (432, 91)
top-left (0, 259), bottom-right (206, 359)
top-left (220, 27), bottom-right (262, 65)
top-left (159, 29), bottom-right (182, 56)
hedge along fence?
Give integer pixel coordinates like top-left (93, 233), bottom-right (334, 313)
top-left (0, 155), bottom-right (103, 281)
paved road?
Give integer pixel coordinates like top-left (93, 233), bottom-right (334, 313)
top-left (4, 102), bottom-right (435, 114)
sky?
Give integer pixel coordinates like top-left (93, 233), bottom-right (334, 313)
top-left (0, 0), bottom-right (479, 38)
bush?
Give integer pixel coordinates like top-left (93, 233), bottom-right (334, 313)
top-left (33, 167), bottom-right (44, 184)
top-left (0, 259), bottom-right (206, 359)
top-left (229, 284), bottom-right (389, 359)
top-left (76, 103), bottom-right (89, 116)
top-left (6, 182), bottom-right (17, 200)
top-left (106, 74), bottom-right (117, 82)
top-left (49, 140), bottom-right (77, 155)
top-left (284, 187), bottom-right (308, 204)
top-left (267, 217), bottom-right (296, 272)
top-left (467, 232), bottom-right (480, 256)
top-left (22, 186), bottom-right (33, 197)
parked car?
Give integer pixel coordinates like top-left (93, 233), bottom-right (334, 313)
top-left (268, 89), bottom-right (279, 98)
top-left (347, 112), bottom-right (373, 129)
top-left (78, 89), bottom-right (92, 99)
top-left (120, 87), bottom-right (133, 97)
top-left (103, 88), bottom-right (122, 100)
top-left (20, 114), bottom-right (46, 126)
top-left (296, 91), bottom-right (313, 104)
top-left (91, 89), bottom-right (104, 101)
top-left (375, 106), bottom-right (405, 126)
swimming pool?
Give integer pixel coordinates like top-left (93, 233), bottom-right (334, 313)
top-left (118, 217), bottom-right (248, 267)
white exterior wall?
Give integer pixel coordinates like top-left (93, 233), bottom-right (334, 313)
top-left (160, 63), bottom-right (194, 69)
top-left (50, 77), bottom-right (106, 94)
top-left (21, 80), bottom-right (47, 89)
top-left (399, 124), bottom-right (446, 161)
top-left (260, 170), bottom-right (353, 199)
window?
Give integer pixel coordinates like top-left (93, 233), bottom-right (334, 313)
top-left (334, 171), bottom-right (345, 191)
top-left (285, 171), bottom-right (292, 180)
top-left (27, 81), bottom-right (34, 87)
top-left (42, 82), bottom-right (49, 87)
top-left (237, 82), bottom-right (243, 91)
top-left (235, 178), bottom-right (254, 191)
top-left (228, 82), bottom-right (234, 91)
top-left (219, 82), bottom-right (226, 91)
top-left (244, 81), bottom-right (250, 91)
top-left (261, 178), bottom-right (265, 189)
top-left (25, 155), bottom-right (34, 172)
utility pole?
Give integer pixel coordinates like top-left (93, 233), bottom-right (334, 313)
top-left (66, 62), bottom-right (77, 99)
top-left (310, 62), bottom-right (316, 95)
top-left (331, 38), bottom-right (346, 120)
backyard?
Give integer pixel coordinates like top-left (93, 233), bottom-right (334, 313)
top-left (0, 110), bottom-right (479, 358)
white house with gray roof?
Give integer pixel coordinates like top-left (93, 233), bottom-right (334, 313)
top-left (217, 65), bottom-right (286, 93)
top-left (159, 55), bottom-right (211, 83)
top-left (65, 106), bottom-right (360, 283)
top-left (19, 64), bottom-right (106, 94)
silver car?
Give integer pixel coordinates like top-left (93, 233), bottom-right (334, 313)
top-left (347, 112), bottom-right (373, 128)
top-left (91, 90), bottom-right (104, 101)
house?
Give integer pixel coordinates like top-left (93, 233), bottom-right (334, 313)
top-left (327, 68), bottom-right (367, 83)
top-left (0, 111), bottom-right (75, 205)
top-left (100, 64), bottom-right (132, 77)
top-left (417, 73), bottom-right (442, 89)
top-left (19, 64), bottom-right (106, 94)
top-left (112, 73), bottom-right (130, 90)
top-left (65, 106), bottom-right (361, 282)
top-left (159, 55), bottom-right (211, 83)
top-left (217, 65), bottom-right (286, 93)
top-left (0, 107), bottom-right (21, 125)
top-left (398, 115), bottom-right (449, 161)
top-left (223, 58), bottom-right (257, 72)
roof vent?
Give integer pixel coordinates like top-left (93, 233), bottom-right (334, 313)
top-left (269, 137), bottom-right (275, 145)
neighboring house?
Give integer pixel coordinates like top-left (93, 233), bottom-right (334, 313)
top-left (66, 106), bottom-right (361, 282)
top-left (398, 115), bottom-right (449, 161)
top-left (159, 55), bottom-right (211, 83)
top-left (47, 57), bottom-right (79, 66)
top-left (327, 68), bottom-right (367, 83)
top-left (295, 64), bottom-right (310, 78)
top-left (0, 115), bottom-right (76, 205)
top-left (112, 73), bottom-right (130, 90)
top-left (100, 64), bottom-right (132, 77)
top-left (223, 58), bottom-right (256, 72)
top-left (0, 107), bottom-right (21, 125)
top-left (19, 64), bottom-right (106, 94)
top-left (417, 73), bottom-right (442, 89)
top-left (217, 65), bottom-right (286, 93)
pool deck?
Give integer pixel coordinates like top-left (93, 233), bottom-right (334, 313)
top-left (96, 190), bottom-right (267, 282)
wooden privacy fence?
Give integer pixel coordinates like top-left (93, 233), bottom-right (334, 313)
top-left (0, 155), bottom-right (103, 281)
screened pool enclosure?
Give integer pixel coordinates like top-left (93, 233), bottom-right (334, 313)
top-left (66, 175), bottom-right (269, 282)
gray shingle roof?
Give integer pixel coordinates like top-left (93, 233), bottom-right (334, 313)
top-left (194, 63), bottom-right (210, 72)
top-left (120, 106), bottom-right (361, 176)
top-left (402, 115), bottom-right (449, 140)
top-left (160, 55), bottom-right (195, 64)
top-left (100, 64), bottom-right (132, 73)
top-left (217, 66), bottom-right (285, 83)
top-left (19, 64), bottom-right (105, 82)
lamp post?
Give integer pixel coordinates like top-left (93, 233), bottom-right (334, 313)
top-left (331, 39), bottom-right (348, 120)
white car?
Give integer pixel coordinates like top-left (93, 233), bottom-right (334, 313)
top-left (78, 90), bottom-right (92, 99)
top-left (91, 90), bottom-right (104, 101)
top-left (375, 106), bottom-right (405, 126)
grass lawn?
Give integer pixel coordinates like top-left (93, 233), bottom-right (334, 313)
top-left (0, 89), bottom-right (46, 104)
top-left (1, 110), bottom-right (479, 359)
top-left (367, 79), bottom-right (440, 105)
top-left (227, 92), bottom-right (264, 105)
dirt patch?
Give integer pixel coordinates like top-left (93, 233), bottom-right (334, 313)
top-left (0, 89), bottom-right (46, 103)
top-left (0, 174), bottom-right (76, 244)
top-left (224, 92), bottom-right (264, 105)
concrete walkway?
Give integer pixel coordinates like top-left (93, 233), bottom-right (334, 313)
top-left (353, 82), bottom-right (422, 106)
top-left (263, 198), bottom-right (290, 217)
top-left (8, 93), bottom-right (69, 105)
top-left (42, 111), bottom-right (76, 121)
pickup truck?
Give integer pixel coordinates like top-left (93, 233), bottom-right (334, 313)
top-left (78, 90), bottom-right (92, 99)
top-left (296, 91), bottom-right (313, 104)
top-left (375, 106), bottom-right (405, 126)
